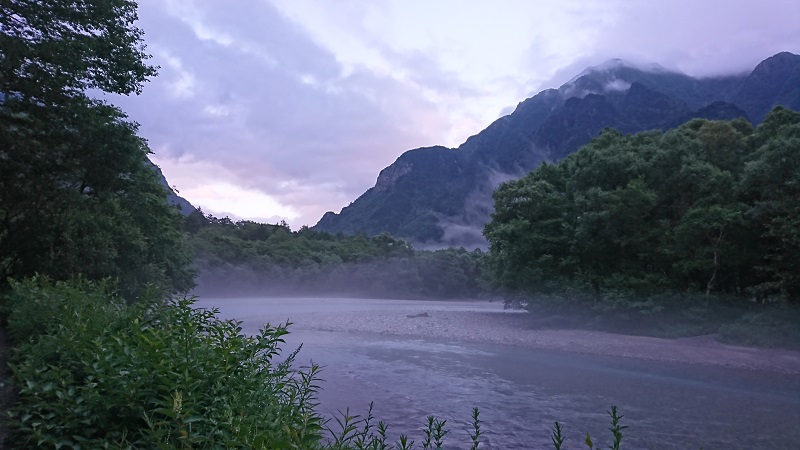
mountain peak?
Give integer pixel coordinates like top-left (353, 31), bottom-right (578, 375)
top-left (315, 53), bottom-right (800, 247)
top-left (733, 51), bottom-right (800, 122)
top-left (751, 51), bottom-right (800, 73)
top-left (560, 58), bottom-right (678, 101)
top-left (765, 51), bottom-right (799, 61)
top-left (567, 58), bottom-right (669, 84)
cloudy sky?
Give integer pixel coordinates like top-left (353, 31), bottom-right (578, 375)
top-left (107, 0), bottom-right (799, 229)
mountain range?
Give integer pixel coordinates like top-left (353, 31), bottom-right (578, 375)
top-left (313, 52), bottom-right (800, 247)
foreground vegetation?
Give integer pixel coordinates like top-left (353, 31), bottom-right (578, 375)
top-left (2, 278), bottom-right (628, 449)
top-left (5, 277), bottom-right (323, 448)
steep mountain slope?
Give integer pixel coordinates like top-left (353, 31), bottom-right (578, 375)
top-left (315, 52), bottom-right (800, 247)
top-left (148, 160), bottom-right (197, 216)
top-left (731, 51), bottom-right (800, 122)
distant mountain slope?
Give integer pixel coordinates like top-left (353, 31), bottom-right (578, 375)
top-left (314, 52), bottom-right (800, 247)
top-left (148, 160), bottom-right (197, 216)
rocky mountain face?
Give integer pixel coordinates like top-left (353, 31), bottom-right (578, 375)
top-left (314, 52), bottom-right (800, 248)
top-left (148, 160), bottom-right (197, 216)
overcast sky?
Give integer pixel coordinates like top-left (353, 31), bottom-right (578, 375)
top-left (106, 0), bottom-right (800, 229)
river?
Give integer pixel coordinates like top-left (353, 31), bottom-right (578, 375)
top-left (195, 296), bottom-right (800, 449)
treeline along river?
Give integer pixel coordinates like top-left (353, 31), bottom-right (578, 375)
top-left (198, 297), bottom-right (800, 449)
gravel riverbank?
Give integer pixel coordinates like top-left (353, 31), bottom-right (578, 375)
top-left (296, 309), bottom-right (800, 373)
top-left (202, 297), bottom-right (800, 374)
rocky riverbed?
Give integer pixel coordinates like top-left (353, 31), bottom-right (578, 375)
top-left (202, 297), bottom-right (800, 374)
top-left (199, 296), bottom-right (800, 449)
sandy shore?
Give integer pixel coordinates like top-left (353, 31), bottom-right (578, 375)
top-left (282, 306), bottom-right (800, 374)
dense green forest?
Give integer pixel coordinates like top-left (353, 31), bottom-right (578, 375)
top-left (486, 109), bottom-right (800, 303)
top-left (187, 213), bottom-right (487, 299)
top-left (485, 110), bottom-right (800, 342)
top-left (0, 0), bottom-right (193, 299)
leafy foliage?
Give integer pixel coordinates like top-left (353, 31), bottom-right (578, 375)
top-left (7, 277), bottom-right (324, 449)
top-left (0, 0), bottom-right (157, 103)
top-left (189, 214), bottom-right (487, 299)
top-left (0, 0), bottom-right (193, 298)
top-left (486, 108), bottom-right (800, 307)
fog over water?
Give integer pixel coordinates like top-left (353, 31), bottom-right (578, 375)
top-left (196, 297), bottom-right (800, 449)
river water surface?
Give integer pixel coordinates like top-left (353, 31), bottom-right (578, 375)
top-left (196, 297), bottom-right (800, 449)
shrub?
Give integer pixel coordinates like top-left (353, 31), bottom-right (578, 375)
top-left (7, 278), bottom-right (323, 449)
top-left (4, 277), bottom-right (122, 344)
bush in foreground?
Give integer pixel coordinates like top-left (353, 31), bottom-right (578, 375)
top-left (4, 278), bottom-right (628, 449)
top-left (6, 277), bottom-right (322, 448)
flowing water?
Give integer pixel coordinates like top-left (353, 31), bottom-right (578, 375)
top-left (196, 297), bottom-right (800, 449)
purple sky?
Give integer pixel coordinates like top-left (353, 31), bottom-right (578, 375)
top-left (106, 0), bottom-right (800, 229)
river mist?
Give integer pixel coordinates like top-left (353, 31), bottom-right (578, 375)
top-left (196, 296), bottom-right (800, 449)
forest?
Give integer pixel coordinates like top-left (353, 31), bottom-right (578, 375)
top-left (485, 111), bottom-right (800, 343)
top-left (486, 110), bottom-right (800, 303)
top-left (187, 213), bottom-right (487, 299)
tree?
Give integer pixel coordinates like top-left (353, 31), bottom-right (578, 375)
top-left (0, 0), bottom-right (193, 297)
top-left (0, 0), bottom-right (157, 103)
top-left (485, 113), bottom-right (800, 306)
top-left (485, 161), bottom-right (577, 295)
top-left (738, 108), bottom-right (800, 301)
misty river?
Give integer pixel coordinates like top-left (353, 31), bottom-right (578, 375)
top-left (196, 297), bottom-right (800, 449)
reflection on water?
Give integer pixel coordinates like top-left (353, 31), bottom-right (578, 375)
top-left (198, 297), bottom-right (800, 450)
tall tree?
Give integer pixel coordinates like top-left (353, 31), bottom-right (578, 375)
top-left (739, 107), bottom-right (800, 300)
top-left (0, 0), bottom-right (193, 297)
top-left (0, 0), bottom-right (156, 103)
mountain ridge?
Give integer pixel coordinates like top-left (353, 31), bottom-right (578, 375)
top-left (315, 52), bottom-right (800, 247)
top-left (148, 160), bottom-right (197, 216)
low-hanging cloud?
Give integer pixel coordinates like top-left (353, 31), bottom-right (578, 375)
top-left (430, 167), bottom-right (523, 250)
